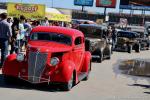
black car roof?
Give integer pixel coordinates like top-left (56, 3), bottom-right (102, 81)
top-left (79, 24), bottom-right (107, 30)
top-left (117, 30), bottom-right (138, 34)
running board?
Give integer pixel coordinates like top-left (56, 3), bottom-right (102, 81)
top-left (92, 55), bottom-right (110, 59)
top-left (92, 55), bottom-right (99, 58)
top-left (78, 72), bottom-right (87, 81)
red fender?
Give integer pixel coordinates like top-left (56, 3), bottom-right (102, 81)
top-left (50, 60), bottom-right (77, 83)
top-left (2, 54), bottom-right (20, 77)
top-left (82, 51), bottom-right (91, 72)
top-left (60, 60), bottom-right (76, 82)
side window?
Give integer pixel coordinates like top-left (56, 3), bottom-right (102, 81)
top-left (75, 37), bottom-right (82, 45)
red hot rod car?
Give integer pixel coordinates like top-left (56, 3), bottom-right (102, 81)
top-left (2, 26), bottom-right (91, 91)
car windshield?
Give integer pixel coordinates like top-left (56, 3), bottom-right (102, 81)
top-left (117, 31), bottom-right (139, 38)
top-left (30, 32), bottom-right (72, 45)
top-left (79, 26), bottom-right (103, 38)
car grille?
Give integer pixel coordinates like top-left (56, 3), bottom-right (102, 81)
top-left (28, 51), bottom-right (48, 83)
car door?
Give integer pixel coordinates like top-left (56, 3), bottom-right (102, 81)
top-left (72, 36), bottom-right (84, 72)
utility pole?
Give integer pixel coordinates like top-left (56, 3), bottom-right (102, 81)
top-left (81, 5), bottom-right (84, 12)
top-left (52, 0), bottom-right (53, 8)
top-left (104, 7), bottom-right (107, 22)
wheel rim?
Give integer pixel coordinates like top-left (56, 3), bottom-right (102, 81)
top-left (88, 61), bottom-right (91, 72)
top-left (68, 74), bottom-right (73, 89)
top-left (139, 44), bottom-right (141, 51)
top-left (128, 45), bottom-right (132, 52)
top-left (100, 52), bottom-right (103, 61)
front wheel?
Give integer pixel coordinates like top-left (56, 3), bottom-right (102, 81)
top-left (135, 44), bottom-right (140, 53)
top-left (146, 43), bottom-right (150, 50)
top-left (63, 74), bottom-right (74, 91)
top-left (83, 60), bottom-right (91, 81)
top-left (127, 45), bottom-right (132, 53)
top-left (3, 75), bottom-right (18, 84)
top-left (107, 46), bottom-right (112, 59)
top-left (97, 51), bottom-right (103, 63)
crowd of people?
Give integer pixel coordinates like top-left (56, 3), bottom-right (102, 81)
top-left (0, 12), bottom-right (118, 68)
top-left (0, 13), bottom-right (68, 68)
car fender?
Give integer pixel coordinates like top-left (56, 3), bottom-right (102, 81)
top-left (61, 60), bottom-right (77, 82)
top-left (82, 51), bottom-right (91, 72)
top-left (2, 54), bottom-right (20, 77)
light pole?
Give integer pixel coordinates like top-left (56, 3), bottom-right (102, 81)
top-left (51, 0), bottom-right (53, 8)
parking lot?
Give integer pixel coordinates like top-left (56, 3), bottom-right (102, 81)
top-left (0, 51), bottom-right (150, 100)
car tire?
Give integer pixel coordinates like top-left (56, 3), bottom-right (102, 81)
top-left (98, 51), bottom-right (103, 63)
top-left (63, 74), bottom-right (74, 91)
top-left (3, 76), bottom-right (17, 84)
top-left (146, 43), bottom-right (150, 50)
top-left (107, 47), bottom-right (111, 59)
top-left (135, 44), bottom-right (140, 53)
top-left (127, 45), bottom-right (132, 53)
top-left (83, 60), bottom-right (91, 81)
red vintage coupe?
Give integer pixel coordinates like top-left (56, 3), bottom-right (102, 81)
top-left (2, 26), bottom-right (91, 91)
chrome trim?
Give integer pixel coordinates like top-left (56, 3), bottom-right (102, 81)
top-left (28, 51), bottom-right (48, 83)
top-left (20, 76), bottom-right (50, 84)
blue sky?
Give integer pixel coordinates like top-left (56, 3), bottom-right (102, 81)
top-left (0, 0), bottom-right (149, 14)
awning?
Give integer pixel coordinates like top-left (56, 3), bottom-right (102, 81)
top-left (46, 8), bottom-right (71, 22)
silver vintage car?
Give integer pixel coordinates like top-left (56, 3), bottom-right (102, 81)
top-left (78, 24), bottom-right (112, 63)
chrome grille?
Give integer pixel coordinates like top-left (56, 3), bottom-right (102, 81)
top-left (28, 51), bottom-right (47, 83)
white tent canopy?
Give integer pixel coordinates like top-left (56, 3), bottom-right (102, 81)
top-left (46, 8), bottom-right (61, 14)
top-left (0, 9), bottom-right (7, 13)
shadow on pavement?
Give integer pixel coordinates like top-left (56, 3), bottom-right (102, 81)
top-left (128, 84), bottom-right (150, 89)
top-left (113, 59), bottom-right (150, 93)
top-left (0, 74), bottom-right (69, 92)
top-left (144, 92), bottom-right (150, 94)
top-left (128, 84), bottom-right (150, 94)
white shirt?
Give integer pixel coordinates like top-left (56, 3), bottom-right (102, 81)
top-left (17, 23), bottom-right (26, 40)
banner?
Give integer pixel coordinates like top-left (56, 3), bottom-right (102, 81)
top-left (7, 3), bottom-right (45, 19)
top-left (120, 0), bottom-right (150, 10)
top-left (96, 0), bottom-right (116, 8)
top-left (74, 0), bottom-right (94, 6)
top-left (46, 13), bottom-right (71, 22)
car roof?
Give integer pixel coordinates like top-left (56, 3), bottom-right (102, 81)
top-left (31, 26), bottom-right (84, 38)
top-left (79, 24), bottom-right (107, 30)
top-left (117, 30), bottom-right (138, 34)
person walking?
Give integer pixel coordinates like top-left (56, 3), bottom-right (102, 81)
top-left (0, 13), bottom-right (12, 67)
top-left (10, 17), bottom-right (19, 54)
top-left (111, 26), bottom-right (117, 50)
top-left (17, 15), bottom-right (26, 52)
top-left (24, 19), bottom-right (32, 46)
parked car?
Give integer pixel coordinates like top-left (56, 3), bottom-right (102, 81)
top-left (133, 31), bottom-right (150, 50)
top-left (78, 24), bottom-right (112, 63)
top-left (115, 30), bottom-right (141, 53)
top-left (2, 26), bottom-right (92, 91)
top-left (131, 27), bottom-right (150, 50)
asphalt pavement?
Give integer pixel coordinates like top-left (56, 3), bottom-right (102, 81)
top-left (0, 51), bottom-right (150, 100)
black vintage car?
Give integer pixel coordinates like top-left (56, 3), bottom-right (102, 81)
top-left (115, 31), bottom-right (141, 53)
top-left (78, 24), bottom-right (112, 63)
top-left (133, 31), bottom-right (150, 50)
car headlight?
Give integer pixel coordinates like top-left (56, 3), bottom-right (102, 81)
top-left (123, 44), bottom-right (127, 47)
top-left (17, 53), bottom-right (24, 62)
top-left (50, 57), bottom-right (60, 66)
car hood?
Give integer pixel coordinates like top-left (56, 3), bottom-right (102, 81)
top-left (86, 37), bottom-right (102, 42)
top-left (28, 41), bottom-right (72, 53)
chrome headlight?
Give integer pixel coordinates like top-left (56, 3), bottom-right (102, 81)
top-left (17, 53), bottom-right (24, 62)
top-left (50, 57), bottom-right (60, 66)
top-left (123, 44), bottom-right (127, 47)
